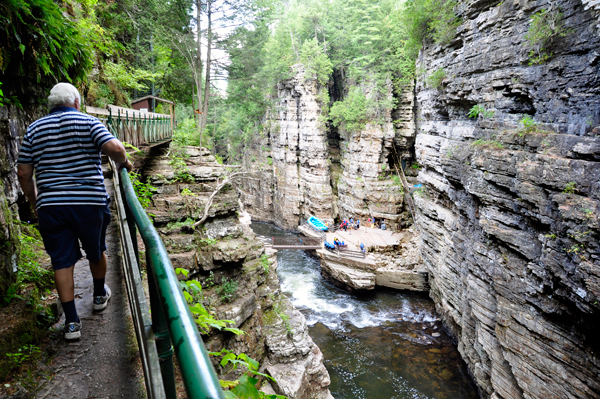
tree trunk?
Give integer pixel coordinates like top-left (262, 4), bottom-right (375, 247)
top-left (193, 171), bottom-right (248, 227)
top-left (200, 0), bottom-right (212, 139)
top-left (196, 0), bottom-right (203, 132)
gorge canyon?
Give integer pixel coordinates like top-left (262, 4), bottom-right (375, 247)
top-left (0, 0), bottom-right (599, 398)
top-left (237, 0), bottom-right (600, 398)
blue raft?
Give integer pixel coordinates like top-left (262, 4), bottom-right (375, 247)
top-left (308, 216), bottom-right (328, 231)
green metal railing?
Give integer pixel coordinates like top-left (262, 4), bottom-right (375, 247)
top-left (112, 162), bottom-right (226, 399)
top-left (108, 108), bottom-right (174, 148)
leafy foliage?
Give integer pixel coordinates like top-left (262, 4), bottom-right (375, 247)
top-left (210, 349), bottom-right (287, 399)
top-left (329, 87), bottom-right (369, 135)
top-left (4, 223), bottom-right (53, 305)
top-left (0, 0), bottom-right (93, 100)
top-left (525, 7), bottom-right (571, 65)
top-left (468, 105), bottom-right (495, 119)
top-left (260, 254), bottom-right (270, 273)
top-left (300, 38), bottom-right (333, 86)
top-left (174, 269), bottom-right (286, 398)
top-left (217, 0), bottom-right (461, 161)
top-left (471, 139), bottom-right (504, 149)
top-left (175, 268), bottom-right (243, 335)
top-left (218, 278), bottom-right (239, 303)
top-left (168, 157), bottom-right (194, 183)
top-left (173, 118), bottom-right (208, 148)
top-left (563, 182), bottom-right (576, 194)
top-left (518, 114), bottom-right (538, 135)
top-left (426, 68), bottom-right (446, 89)
top-left (129, 172), bottom-right (156, 209)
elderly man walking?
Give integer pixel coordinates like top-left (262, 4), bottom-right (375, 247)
top-left (17, 83), bottom-right (133, 340)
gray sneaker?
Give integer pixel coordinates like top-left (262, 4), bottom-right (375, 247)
top-left (93, 284), bottom-right (112, 311)
top-left (65, 320), bottom-right (82, 340)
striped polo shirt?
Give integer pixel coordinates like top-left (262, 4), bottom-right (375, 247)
top-left (17, 106), bottom-right (116, 209)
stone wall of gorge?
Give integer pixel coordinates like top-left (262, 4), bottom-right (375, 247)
top-left (237, 68), bottom-right (417, 231)
top-left (142, 146), bottom-right (333, 398)
top-left (335, 79), bottom-right (412, 229)
top-left (239, 66), bottom-right (335, 230)
top-left (414, 0), bottom-right (600, 398)
top-left (0, 103), bottom-right (45, 296)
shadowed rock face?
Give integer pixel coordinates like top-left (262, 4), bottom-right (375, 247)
top-left (0, 103), bottom-right (46, 296)
top-left (414, 1), bottom-right (600, 398)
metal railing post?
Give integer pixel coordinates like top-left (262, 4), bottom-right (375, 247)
top-left (147, 263), bottom-right (177, 399)
top-left (121, 184), bottom-right (140, 267)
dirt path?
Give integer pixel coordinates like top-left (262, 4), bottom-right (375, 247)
top-left (34, 176), bottom-right (145, 399)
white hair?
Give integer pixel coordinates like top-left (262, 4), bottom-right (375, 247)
top-left (48, 83), bottom-right (81, 109)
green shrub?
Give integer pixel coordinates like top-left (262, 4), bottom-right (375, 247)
top-left (518, 115), bottom-right (538, 135)
top-left (181, 188), bottom-right (196, 197)
top-left (299, 38), bottom-right (333, 86)
top-left (129, 172), bottom-right (156, 209)
top-left (471, 139), bottom-right (504, 149)
top-left (4, 223), bottom-right (53, 305)
top-left (525, 7), bottom-right (571, 65)
top-left (199, 237), bottom-right (218, 246)
top-left (218, 278), bottom-right (238, 303)
top-left (563, 182), bottom-right (576, 194)
top-left (260, 254), bottom-right (270, 273)
top-left (169, 157), bottom-right (194, 183)
top-left (166, 218), bottom-right (195, 232)
top-left (426, 68), bottom-right (446, 89)
top-left (0, 0), bottom-right (93, 101)
top-left (173, 118), bottom-right (208, 148)
top-left (468, 105), bottom-right (495, 119)
top-left (329, 87), bottom-right (369, 135)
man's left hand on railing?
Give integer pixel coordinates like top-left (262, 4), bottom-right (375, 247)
top-left (117, 160), bottom-right (134, 172)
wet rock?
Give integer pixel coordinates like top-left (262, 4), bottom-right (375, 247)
top-left (320, 260), bottom-right (376, 291)
top-left (376, 268), bottom-right (428, 291)
top-left (0, 103), bottom-right (46, 295)
top-left (263, 299), bottom-right (332, 399)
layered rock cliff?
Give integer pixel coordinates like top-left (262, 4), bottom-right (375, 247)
top-left (237, 1), bottom-right (600, 397)
top-left (414, 0), bottom-right (600, 398)
top-left (143, 146), bottom-right (333, 398)
top-left (238, 69), bottom-right (415, 230)
top-left (0, 104), bottom-right (45, 296)
top-left (239, 68), bottom-right (335, 230)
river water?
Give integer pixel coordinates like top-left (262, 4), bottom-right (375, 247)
top-left (250, 223), bottom-right (479, 399)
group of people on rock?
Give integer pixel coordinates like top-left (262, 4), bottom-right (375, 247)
top-left (340, 217), bottom-right (361, 231)
top-left (339, 217), bottom-right (387, 231)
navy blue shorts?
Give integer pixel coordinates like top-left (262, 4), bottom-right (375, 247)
top-left (38, 204), bottom-right (111, 270)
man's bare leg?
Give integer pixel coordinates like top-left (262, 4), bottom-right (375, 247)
top-left (55, 265), bottom-right (75, 302)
